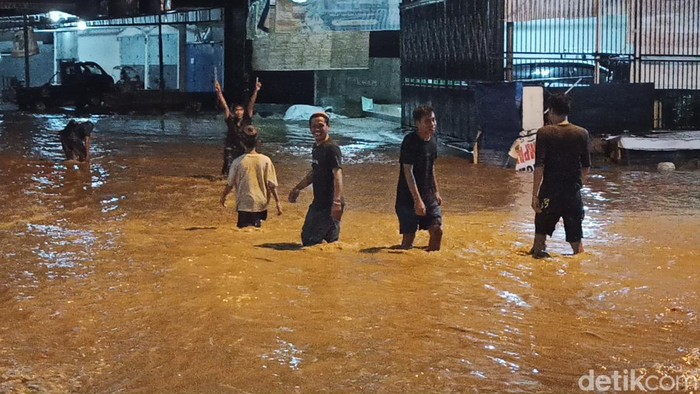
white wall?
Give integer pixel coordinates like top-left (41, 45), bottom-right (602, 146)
top-left (77, 31), bottom-right (121, 78)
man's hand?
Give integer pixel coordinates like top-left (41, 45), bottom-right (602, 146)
top-left (276, 201), bottom-right (283, 215)
top-left (288, 188), bottom-right (300, 203)
top-left (531, 195), bottom-right (542, 213)
top-left (414, 198), bottom-right (426, 216)
top-left (214, 81), bottom-right (222, 94)
top-left (254, 77), bottom-right (262, 92)
top-left (435, 192), bottom-right (443, 206)
top-left (220, 194), bottom-right (227, 207)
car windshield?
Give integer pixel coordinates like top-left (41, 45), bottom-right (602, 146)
top-left (82, 64), bottom-right (104, 76)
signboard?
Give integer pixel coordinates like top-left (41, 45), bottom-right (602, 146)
top-left (275, 0), bottom-right (400, 32)
top-left (12, 28), bottom-right (39, 58)
top-left (509, 130), bottom-right (537, 171)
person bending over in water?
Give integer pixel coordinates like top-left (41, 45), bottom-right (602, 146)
top-left (59, 120), bottom-right (94, 163)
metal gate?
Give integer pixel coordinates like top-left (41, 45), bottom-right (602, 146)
top-left (506, 0), bottom-right (700, 90)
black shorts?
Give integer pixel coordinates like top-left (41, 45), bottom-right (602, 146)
top-left (301, 205), bottom-right (341, 246)
top-left (237, 210), bottom-right (267, 228)
top-left (395, 201), bottom-right (442, 235)
top-left (534, 193), bottom-right (584, 242)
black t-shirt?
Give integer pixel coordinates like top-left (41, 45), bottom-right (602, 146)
top-left (396, 131), bottom-right (438, 206)
top-left (224, 113), bottom-right (251, 152)
top-left (535, 122), bottom-right (591, 196)
top-left (311, 138), bottom-right (342, 210)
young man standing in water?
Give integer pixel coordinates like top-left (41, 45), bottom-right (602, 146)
top-left (220, 125), bottom-right (282, 228)
top-left (215, 78), bottom-right (262, 177)
top-left (288, 112), bottom-right (345, 246)
top-left (59, 120), bottom-right (94, 164)
top-left (530, 93), bottom-right (591, 258)
top-left (395, 105), bottom-right (443, 251)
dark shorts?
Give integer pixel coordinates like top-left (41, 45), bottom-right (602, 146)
top-left (237, 210), bottom-right (267, 228)
top-left (534, 193), bottom-right (584, 242)
top-left (301, 205), bottom-right (341, 246)
top-left (395, 201), bottom-right (443, 235)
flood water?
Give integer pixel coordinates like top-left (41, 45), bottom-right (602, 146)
top-left (1, 111), bottom-right (699, 393)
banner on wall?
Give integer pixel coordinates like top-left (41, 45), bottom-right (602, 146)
top-left (275, 0), bottom-right (400, 32)
top-left (12, 28), bottom-right (39, 58)
top-left (253, 31), bottom-right (369, 71)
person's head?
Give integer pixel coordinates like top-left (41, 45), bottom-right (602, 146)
top-left (309, 112), bottom-right (330, 144)
top-left (413, 105), bottom-right (436, 136)
top-left (547, 93), bottom-right (571, 121)
top-left (242, 125), bottom-right (259, 150)
top-left (232, 103), bottom-right (245, 119)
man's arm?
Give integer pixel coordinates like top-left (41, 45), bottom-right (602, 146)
top-left (247, 78), bottom-right (262, 119)
top-left (403, 164), bottom-right (426, 216)
top-left (267, 181), bottom-right (283, 215)
top-left (220, 184), bottom-right (233, 207)
top-left (214, 81), bottom-right (231, 119)
top-left (84, 136), bottom-right (91, 164)
top-left (331, 168), bottom-right (344, 221)
top-left (580, 131), bottom-right (591, 185)
top-left (532, 166), bottom-right (544, 212)
top-left (288, 170), bottom-right (313, 203)
top-left (532, 129), bottom-right (546, 213)
top-left (432, 164), bottom-right (442, 205)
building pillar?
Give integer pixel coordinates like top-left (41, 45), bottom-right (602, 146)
top-left (223, 2), bottom-right (251, 106)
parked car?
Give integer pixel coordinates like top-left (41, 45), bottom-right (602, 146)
top-left (15, 61), bottom-right (114, 112)
top-left (112, 65), bottom-right (144, 92)
top-left (512, 61), bottom-right (612, 87)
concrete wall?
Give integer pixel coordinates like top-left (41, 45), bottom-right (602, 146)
top-left (0, 43), bottom-right (55, 89)
top-left (315, 57), bottom-right (400, 115)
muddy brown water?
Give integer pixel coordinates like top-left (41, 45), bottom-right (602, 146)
top-left (1, 112), bottom-right (699, 393)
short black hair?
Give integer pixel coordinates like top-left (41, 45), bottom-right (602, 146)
top-left (242, 125), bottom-right (259, 149)
top-left (547, 94), bottom-right (571, 116)
top-left (413, 105), bottom-right (434, 122)
top-left (309, 112), bottom-right (330, 127)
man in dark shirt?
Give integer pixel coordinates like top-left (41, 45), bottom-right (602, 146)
top-left (530, 93), bottom-right (591, 258)
top-left (215, 78), bottom-right (261, 177)
top-left (59, 119), bottom-right (94, 163)
top-left (395, 105), bottom-right (443, 251)
top-left (288, 112), bottom-right (345, 246)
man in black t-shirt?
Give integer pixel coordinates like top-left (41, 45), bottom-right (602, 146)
top-left (288, 112), bottom-right (345, 246)
top-left (395, 105), bottom-right (443, 251)
top-left (59, 120), bottom-right (94, 163)
top-left (530, 94), bottom-right (591, 258)
top-left (215, 78), bottom-right (261, 177)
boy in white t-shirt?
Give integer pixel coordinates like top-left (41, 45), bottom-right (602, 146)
top-left (220, 125), bottom-right (282, 228)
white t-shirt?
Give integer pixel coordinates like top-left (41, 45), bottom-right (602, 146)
top-left (227, 153), bottom-right (278, 212)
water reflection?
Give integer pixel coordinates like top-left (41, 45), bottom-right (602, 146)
top-left (261, 338), bottom-right (304, 370)
top-left (23, 223), bottom-right (97, 279)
